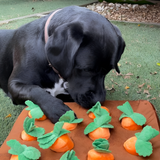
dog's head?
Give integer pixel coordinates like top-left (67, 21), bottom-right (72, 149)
top-left (45, 7), bottom-right (125, 108)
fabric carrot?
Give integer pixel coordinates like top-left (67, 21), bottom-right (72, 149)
top-left (87, 138), bottom-right (114, 160)
top-left (38, 122), bottom-right (74, 152)
top-left (87, 101), bottom-right (110, 119)
top-left (60, 150), bottom-right (79, 160)
top-left (117, 101), bottom-right (146, 130)
top-left (84, 115), bottom-right (114, 141)
top-left (124, 125), bottom-right (159, 157)
top-left (59, 110), bottom-right (83, 130)
top-left (25, 100), bottom-right (47, 120)
top-left (21, 117), bottom-right (45, 141)
top-left (7, 139), bottom-right (41, 160)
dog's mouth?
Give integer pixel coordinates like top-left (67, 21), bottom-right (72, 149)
top-left (72, 90), bottom-right (106, 109)
top-left (75, 92), bottom-right (94, 109)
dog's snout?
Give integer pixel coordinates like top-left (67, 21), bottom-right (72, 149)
top-left (85, 90), bottom-right (94, 98)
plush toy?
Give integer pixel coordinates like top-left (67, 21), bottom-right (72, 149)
top-left (87, 138), bottom-right (114, 160)
top-left (25, 100), bottom-right (47, 120)
top-left (117, 101), bottom-right (146, 130)
top-left (59, 110), bottom-right (83, 131)
top-left (124, 125), bottom-right (159, 157)
top-left (84, 115), bottom-right (114, 140)
top-left (60, 150), bottom-right (79, 160)
top-left (38, 122), bottom-right (74, 152)
top-left (7, 139), bottom-right (41, 160)
top-left (21, 117), bottom-right (45, 141)
top-left (87, 101), bottom-right (110, 119)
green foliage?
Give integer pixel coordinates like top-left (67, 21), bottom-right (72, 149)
top-left (92, 138), bottom-right (111, 153)
top-left (38, 122), bottom-right (70, 149)
top-left (84, 115), bottom-right (114, 135)
top-left (117, 101), bottom-right (146, 125)
top-left (135, 125), bottom-right (159, 157)
top-left (59, 110), bottom-right (83, 124)
top-left (25, 100), bottom-right (44, 119)
top-left (60, 150), bottom-right (79, 160)
top-left (87, 101), bottom-right (109, 118)
top-left (23, 117), bottom-right (45, 137)
top-left (7, 139), bottom-right (41, 160)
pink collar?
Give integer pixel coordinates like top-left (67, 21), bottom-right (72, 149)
top-left (44, 9), bottom-right (61, 43)
top-left (44, 9), bottom-right (63, 79)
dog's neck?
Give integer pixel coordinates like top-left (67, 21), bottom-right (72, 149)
top-left (44, 9), bottom-right (63, 79)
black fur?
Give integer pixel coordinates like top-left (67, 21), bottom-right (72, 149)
top-left (0, 6), bottom-right (125, 123)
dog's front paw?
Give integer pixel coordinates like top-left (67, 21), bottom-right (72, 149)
top-left (45, 100), bottom-right (73, 123)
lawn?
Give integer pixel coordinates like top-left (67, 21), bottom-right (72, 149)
top-left (0, 0), bottom-right (97, 21)
top-left (0, 1), bottom-right (160, 147)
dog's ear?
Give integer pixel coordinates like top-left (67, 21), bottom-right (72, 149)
top-left (45, 22), bottom-right (83, 80)
top-left (111, 24), bottom-right (125, 73)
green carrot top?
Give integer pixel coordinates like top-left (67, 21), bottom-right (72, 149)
top-left (117, 101), bottom-right (146, 126)
top-left (7, 139), bottom-right (41, 160)
top-left (135, 125), bottom-right (159, 157)
top-left (84, 114), bottom-right (114, 135)
top-left (23, 117), bottom-right (45, 137)
top-left (25, 100), bottom-right (45, 119)
top-left (59, 110), bottom-right (83, 124)
top-left (87, 101), bottom-right (109, 118)
top-left (92, 138), bottom-right (112, 153)
top-left (60, 150), bottom-right (79, 160)
top-left (37, 122), bottom-right (70, 149)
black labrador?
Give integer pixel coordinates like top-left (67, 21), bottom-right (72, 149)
top-left (0, 6), bottom-right (125, 123)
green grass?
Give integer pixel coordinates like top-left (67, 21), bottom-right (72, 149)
top-left (0, 3), bottom-right (160, 147)
top-left (105, 22), bottom-right (160, 117)
top-left (0, 0), bottom-right (97, 21)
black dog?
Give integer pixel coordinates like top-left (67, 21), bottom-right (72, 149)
top-left (0, 6), bottom-right (125, 123)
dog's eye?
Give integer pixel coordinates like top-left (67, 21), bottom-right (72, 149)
top-left (76, 67), bottom-right (92, 72)
top-left (83, 68), bottom-right (93, 72)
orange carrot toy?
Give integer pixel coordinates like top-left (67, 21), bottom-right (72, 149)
top-left (117, 101), bottom-right (146, 130)
top-left (38, 122), bottom-right (74, 152)
top-left (84, 115), bottom-right (114, 141)
top-left (21, 117), bottom-right (45, 141)
top-left (87, 138), bottom-right (114, 160)
top-left (59, 110), bottom-right (83, 131)
top-left (124, 125), bottom-right (159, 157)
top-left (87, 101), bottom-right (110, 119)
top-left (7, 139), bottom-right (41, 160)
top-left (25, 100), bottom-right (47, 120)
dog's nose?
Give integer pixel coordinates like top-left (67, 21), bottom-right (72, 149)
top-left (85, 90), bottom-right (94, 98)
top-left (85, 90), bottom-right (103, 106)
top-left (85, 90), bottom-right (106, 107)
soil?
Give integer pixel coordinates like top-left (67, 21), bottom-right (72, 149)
top-left (87, 1), bottom-right (160, 24)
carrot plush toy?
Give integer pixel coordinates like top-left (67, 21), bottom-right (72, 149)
top-left (38, 122), bottom-right (74, 152)
top-left (21, 117), bottom-right (45, 141)
top-left (25, 100), bottom-right (47, 120)
top-left (87, 138), bottom-right (114, 160)
top-left (84, 115), bottom-right (114, 141)
top-left (117, 101), bottom-right (146, 130)
top-left (60, 150), bottom-right (79, 160)
top-left (87, 101), bottom-right (110, 119)
top-left (7, 139), bottom-right (41, 160)
top-left (59, 110), bottom-right (83, 131)
top-left (124, 125), bottom-right (159, 157)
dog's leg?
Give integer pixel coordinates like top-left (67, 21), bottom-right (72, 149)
top-left (8, 77), bottom-right (71, 123)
